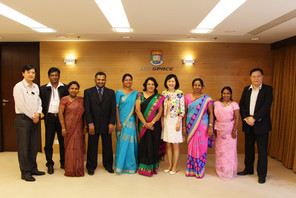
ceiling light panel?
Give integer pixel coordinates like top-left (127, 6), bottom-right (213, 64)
top-left (0, 2), bottom-right (45, 28)
top-left (0, 2), bottom-right (55, 32)
top-left (196, 0), bottom-right (247, 29)
top-left (94, 0), bottom-right (130, 28)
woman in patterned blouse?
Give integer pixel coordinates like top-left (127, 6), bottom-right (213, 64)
top-left (162, 74), bottom-right (185, 175)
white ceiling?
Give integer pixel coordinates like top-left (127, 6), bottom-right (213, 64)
top-left (0, 0), bottom-right (296, 43)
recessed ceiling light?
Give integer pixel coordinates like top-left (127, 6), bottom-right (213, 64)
top-left (57, 35), bottom-right (67, 39)
top-left (251, 37), bottom-right (260, 41)
top-left (187, 37), bottom-right (196, 39)
top-left (122, 36), bottom-right (131, 39)
top-left (225, 30), bottom-right (236, 33)
top-left (94, 0), bottom-right (131, 30)
top-left (191, 28), bottom-right (212, 34)
top-left (0, 36), bottom-right (3, 39)
top-left (0, 3), bottom-right (55, 33)
top-left (113, 27), bottom-right (133, 33)
top-left (195, 0), bottom-right (246, 30)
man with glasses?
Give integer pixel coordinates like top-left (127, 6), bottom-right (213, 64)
top-left (40, 67), bottom-right (68, 174)
top-left (13, 64), bottom-right (45, 181)
top-left (238, 68), bottom-right (273, 184)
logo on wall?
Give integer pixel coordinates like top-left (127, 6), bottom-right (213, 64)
top-left (150, 50), bottom-right (163, 66)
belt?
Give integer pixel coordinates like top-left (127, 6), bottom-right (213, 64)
top-left (48, 113), bottom-right (59, 117)
top-left (16, 114), bottom-right (32, 120)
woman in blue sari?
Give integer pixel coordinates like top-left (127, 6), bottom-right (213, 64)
top-left (115, 74), bottom-right (138, 174)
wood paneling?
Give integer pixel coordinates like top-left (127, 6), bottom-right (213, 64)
top-left (40, 41), bottom-right (273, 154)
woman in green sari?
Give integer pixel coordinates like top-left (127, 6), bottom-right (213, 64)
top-left (135, 77), bottom-right (164, 176)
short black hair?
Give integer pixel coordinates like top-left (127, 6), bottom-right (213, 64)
top-left (22, 64), bottom-right (36, 73)
top-left (122, 73), bottom-right (133, 82)
top-left (68, 81), bottom-right (80, 89)
top-left (48, 67), bottom-right (60, 76)
top-left (192, 78), bottom-right (204, 87)
top-left (95, 71), bottom-right (106, 78)
top-left (250, 68), bottom-right (264, 76)
top-left (164, 74), bottom-right (180, 89)
top-left (143, 77), bottom-right (158, 93)
top-left (219, 86), bottom-right (233, 102)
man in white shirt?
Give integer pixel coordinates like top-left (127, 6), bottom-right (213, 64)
top-left (40, 67), bottom-right (68, 174)
top-left (13, 64), bottom-right (45, 182)
top-left (238, 68), bottom-right (273, 184)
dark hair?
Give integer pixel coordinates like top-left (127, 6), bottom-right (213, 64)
top-left (192, 78), bottom-right (204, 87)
top-left (164, 74), bottom-right (179, 89)
top-left (143, 77), bottom-right (158, 93)
top-left (22, 64), bottom-right (36, 73)
top-left (219, 86), bottom-right (233, 102)
top-left (48, 67), bottom-right (60, 76)
top-left (95, 71), bottom-right (106, 78)
top-left (250, 68), bottom-right (264, 76)
top-left (122, 73), bottom-right (133, 82)
top-left (68, 81), bottom-right (80, 89)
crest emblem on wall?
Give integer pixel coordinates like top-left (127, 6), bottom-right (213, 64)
top-left (150, 50), bottom-right (163, 66)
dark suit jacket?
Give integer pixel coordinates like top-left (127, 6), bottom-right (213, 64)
top-left (84, 86), bottom-right (116, 134)
top-left (39, 83), bottom-right (68, 121)
top-left (239, 83), bottom-right (273, 134)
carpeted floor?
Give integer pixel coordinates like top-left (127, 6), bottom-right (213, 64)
top-left (0, 152), bottom-right (295, 198)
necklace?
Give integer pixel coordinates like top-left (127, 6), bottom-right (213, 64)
top-left (222, 101), bottom-right (231, 106)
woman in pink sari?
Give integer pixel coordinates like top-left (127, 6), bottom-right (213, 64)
top-left (183, 78), bottom-right (214, 178)
top-left (214, 86), bottom-right (240, 180)
top-left (59, 81), bottom-right (86, 177)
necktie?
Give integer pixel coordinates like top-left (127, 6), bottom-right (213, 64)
top-left (98, 88), bottom-right (102, 102)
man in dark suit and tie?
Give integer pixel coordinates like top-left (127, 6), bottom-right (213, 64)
top-left (84, 71), bottom-right (116, 175)
top-left (238, 68), bottom-right (273, 184)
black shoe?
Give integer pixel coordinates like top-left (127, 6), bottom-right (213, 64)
top-left (258, 177), bottom-right (266, 184)
top-left (88, 169), bottom-right (94, 175)
top-left (105, 167), bottom-right (114, 173)
top-left (31, 170), bottom-right (45, 176)
top-left (60, 164), bottom-right (65, 169)
top-left (237, 170), bottom-right (254, 176)
top-left (21, 175), bottom-right (35, 182)
top-left (48, 166), bottom-right (54, 174)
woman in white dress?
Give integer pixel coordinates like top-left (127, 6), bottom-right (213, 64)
top-left (162, 74), bottom-right (185, 175)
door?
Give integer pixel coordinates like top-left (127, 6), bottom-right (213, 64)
top-left (0, 43), bottom-right (40, 151)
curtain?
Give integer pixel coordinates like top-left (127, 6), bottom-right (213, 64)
top-left (269, 45), bottom-right (296, 172)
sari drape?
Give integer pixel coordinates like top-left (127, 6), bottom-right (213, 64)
top-left (214, 101), bottom-right (239, 180)
top-left (60, 97), bottom-right (85, 177)
top-left (137, 92), bottom-right (165, 176)
top-left (185, 94), bottom-right (213, 178)
top-left (115, 90), bottom-right (138, 174)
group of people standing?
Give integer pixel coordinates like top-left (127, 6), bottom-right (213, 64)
top-left (13, 65), bottom-right (273, 185)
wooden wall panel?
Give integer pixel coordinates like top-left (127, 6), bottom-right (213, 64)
top-left (40, 41), bottom-right (273, 154)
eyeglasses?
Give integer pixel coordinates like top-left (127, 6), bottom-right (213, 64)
top-left (251, 75), bottom-right (262, 79)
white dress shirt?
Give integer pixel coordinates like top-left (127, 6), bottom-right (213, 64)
top-left (47, 82), bottom-right (64, 113)
top-left (13, 79), bottom-right (42, 119)
top-left (249, 84), bottom-right (262, 116)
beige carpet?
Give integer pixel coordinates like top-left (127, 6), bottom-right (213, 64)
top-left (0, 152), bottom-right (295, 198)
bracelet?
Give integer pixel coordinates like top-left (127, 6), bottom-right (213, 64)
top-left (209, 124), bottom-right (213, 127)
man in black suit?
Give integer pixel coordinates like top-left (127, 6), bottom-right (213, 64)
top-left (40, 67), bottom-right (68, 174)
top-left (84, 71), bottom-right (116, 175)
top-left (238, 68), bottom-right (273, 184)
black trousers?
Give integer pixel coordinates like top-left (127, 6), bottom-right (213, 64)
top-left (86, 133), bottom-right (113, 171)
top-left (14, 114), bottom-right (38, 176)
top-left (244, 127), bottom-right (269, 178)
top-left (44, 114), bottom-right (64, 167)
